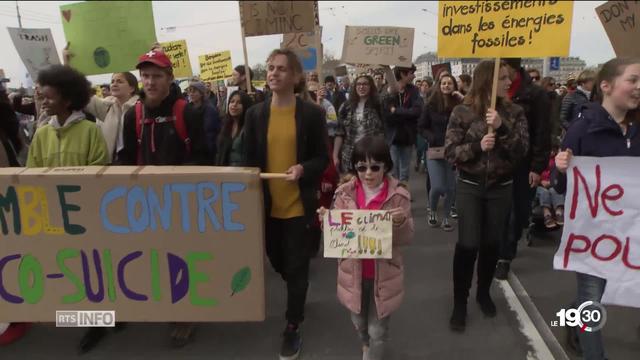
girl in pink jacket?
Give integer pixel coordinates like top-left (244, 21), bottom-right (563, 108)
top-left (319, 136), bottom-right (414, 360)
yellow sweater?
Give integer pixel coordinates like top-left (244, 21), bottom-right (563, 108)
top-left (266, 104), bottom-right (304, 219)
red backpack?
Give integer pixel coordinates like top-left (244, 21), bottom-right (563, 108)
top-left (134, 99), bottom-right (190, 165)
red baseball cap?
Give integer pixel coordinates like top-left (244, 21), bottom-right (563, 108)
top-left (136, 50), bottom-right (173, 69)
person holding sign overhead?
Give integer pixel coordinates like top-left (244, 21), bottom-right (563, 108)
top-left (554, 58), bottom-right (640, 360)
top-left (444, 60), bottom-right (529, 333)
top-left (318, 135), bottom-right (414, 360)
top-left (243, 48), bottom-right (328, 360)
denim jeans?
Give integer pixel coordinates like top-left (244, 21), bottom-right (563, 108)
top-left (574, 272), bottom-right (607, 360)
top-left (426, 158), bottom-right (456, 216)
top-left (350, 279), bottom-right (390, 360)
top-left (499, 164), bottom-right (535, 261)
top-left (536, 186), bottom-right (565, 209)
top-left (390, 145), bottom-right (412, 182)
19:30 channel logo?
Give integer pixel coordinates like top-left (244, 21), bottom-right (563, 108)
top-left (551, 301), bottom-right (607, 332)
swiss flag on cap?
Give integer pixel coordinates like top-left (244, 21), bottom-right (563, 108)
top-left (136, 50), bottom-right (173, 69)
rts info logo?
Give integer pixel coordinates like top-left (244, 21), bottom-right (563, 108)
top-left (550, 301), bottom-right (607, 333)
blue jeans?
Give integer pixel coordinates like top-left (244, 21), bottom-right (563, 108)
top-left (574, 272), bottom-right (607, 360)
top-left (390, 145), bottom-right (412, 182)
top-left (426, 158), bottom-right (455, 216)
top-left (351, 279), bottom-right (390, 360)
top-left (536, 186), bottom-right (565, 209)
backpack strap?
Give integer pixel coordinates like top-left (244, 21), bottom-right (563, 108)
top-left (134, 101), bottom-right (144, 165)
top-left (172, 99), bottom-right (191, 155)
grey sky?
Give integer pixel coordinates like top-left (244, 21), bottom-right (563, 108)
top-left (0, 1), bottom-right (614, 87)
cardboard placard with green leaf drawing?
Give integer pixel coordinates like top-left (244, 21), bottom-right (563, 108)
top-left (323, 210), bottom-right (392, 259)
top-left (0, 166), bottom-right (265, 322)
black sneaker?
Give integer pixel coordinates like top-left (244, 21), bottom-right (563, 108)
top-left (449, 304), bottom-right (467, 332)
top-left (280, 324), bottom-right (302, 360)
top-left (428, 212), bottom-right (438, 227)
top-left (450, 207), bottom-right (459, 219)
top-left (494, 261), bottom-right (510, 280)
top-left (477, 294), bottom-right (497, 318)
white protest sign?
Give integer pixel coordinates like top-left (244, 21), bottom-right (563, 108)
top-left (323, 210), bottom-right (392, 259)
top-left (553, 157), bottom-right (640, 308)
top-left (7, 28), bottom-right (61, 80)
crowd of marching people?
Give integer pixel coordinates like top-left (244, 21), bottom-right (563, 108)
top-left (1, 40), bottom-right (639, 360)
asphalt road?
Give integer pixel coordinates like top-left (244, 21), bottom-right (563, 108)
top-left (1, 167), bottom-right (637, 359)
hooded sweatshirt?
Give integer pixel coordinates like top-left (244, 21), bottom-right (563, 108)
top-left (26, 111), bottom-right (109, 167)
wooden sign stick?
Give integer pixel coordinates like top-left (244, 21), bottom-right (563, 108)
top-left (260, 173), bottom-right (288, 179)
top-left (238, 4), bottom-right (253, 94)
top-left (488, 57), bottom-right (501, 135)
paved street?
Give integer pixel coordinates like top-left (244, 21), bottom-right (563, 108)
top-left (1, 167), bottom-right (638, 359)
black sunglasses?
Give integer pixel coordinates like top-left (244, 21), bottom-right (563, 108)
top-left (356, 164), bottom-right (383, 173)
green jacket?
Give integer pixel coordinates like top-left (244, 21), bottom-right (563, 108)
top-left (26, 112), bottom-right (109, 167)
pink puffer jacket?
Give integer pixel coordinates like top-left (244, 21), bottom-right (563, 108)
top-left (333, 177), bottom-right (414, 318)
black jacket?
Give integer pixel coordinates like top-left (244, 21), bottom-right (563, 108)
top-left (511, 69), bottom-right (551, 174)
top-left (0, 102), bottom-right (22, 166)
top-left (554, 102), bottom-right (640, 194)
top-left (383, 84), bottom-right (423, 146)
top-left (332, 90), bottom-right (347, 116)
top-left (418, 105), bottom-right (451, 147)
top-left (119, 84), bottom-right (208, 165)
top-left (560, 88), bottom-right (590, 130)
top-left (244, 97), bottom-right (328, 222)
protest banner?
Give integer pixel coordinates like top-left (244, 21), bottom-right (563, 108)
top-left (251, 80), bottom-right (266, 90)
top-left (437, 1), bottom-right (574, 58)
top-left (60, 1), bottom-right (157, 75)
top-left (323, 210), bottom-right (393, 259)
top-left (553, 157), bottom-right (640, 308)
top-left (432, 62), bottom-right (452, 79)
top-left (341, 26), bottom-right (414, 67)
top-left (7, 28), bottom-right (61, 80)
top-left (240, 1), bottom-right (316, 37)
top-left (0, 166), bottom-right (265, 322)
top-left (160, 40), bottom-right (193, 78)
top-left (199, 51), bottom-right (233, 83)
top-left (596, 1), bottom-right (640, 58)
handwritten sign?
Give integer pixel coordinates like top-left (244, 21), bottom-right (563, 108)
top-left (240, 1), bottom-right (315, 37)
top-left (199, 51), bottom-right (233, 82)
top-left (437, 1), bottom-right (574, 58)
top-left (60, 1), bottom-right (157, 75)
top-left (341, 26), bottom-right (414, 67)
top-left (596, 1), bottom-right (640, 58)
top-left (553, 157), bottom-right (640, 308)
top-left (0, 166), bottom-right (265, 322)
top-left (160, 40), bottom-right (193, 79)
top-left (7, 28), bottom-right (61, 80)
top-left (323, 210), bottom-right (392, 259)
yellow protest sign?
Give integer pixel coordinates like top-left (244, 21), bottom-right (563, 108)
top-left (161, 40), bottom-right (193, 79)
top-left (199, 51), bottom-right (233, 82)
top-left (437, 1), bottom-right (574, 58)
top-left (251, 80), bottom-right (266, 89)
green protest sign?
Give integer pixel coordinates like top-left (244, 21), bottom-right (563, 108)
top-left (60, 1), bottom-right (157, 75)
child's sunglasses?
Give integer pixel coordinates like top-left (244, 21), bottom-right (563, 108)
top-left (356, 164), bottom-right (383, 173)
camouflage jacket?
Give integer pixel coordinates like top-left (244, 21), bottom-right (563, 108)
top-left (444, 102), bottom-right (529, 186)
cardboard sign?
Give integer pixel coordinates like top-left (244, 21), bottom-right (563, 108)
top-left (160, 40), bottom-right (193, 79)
top-left (596, 1), bottom-right (640, 58)
top-left (323, 210), bottom-right (392, 259)
top-left (334, 65), bottom-right (348, 77)
top-left (0, 166), bottom-right (265, 322)
top-left (341, 26), bottom-right (414, 67)
top-left (437, 1), bottom-right (574, 58)
top-left (199, 51), bottom-right (233, 82)
top-left (240, 1), bottom-right (315, 37)
top-left (60, 1), bottom-right (157, 75)
top-left (553, 157), bottom-right (640, 308)
top-left (7, 28), bottom-right (61, 80)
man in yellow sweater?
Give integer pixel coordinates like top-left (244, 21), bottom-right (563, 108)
top-left (244, 49), bottom-right (328, 360)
